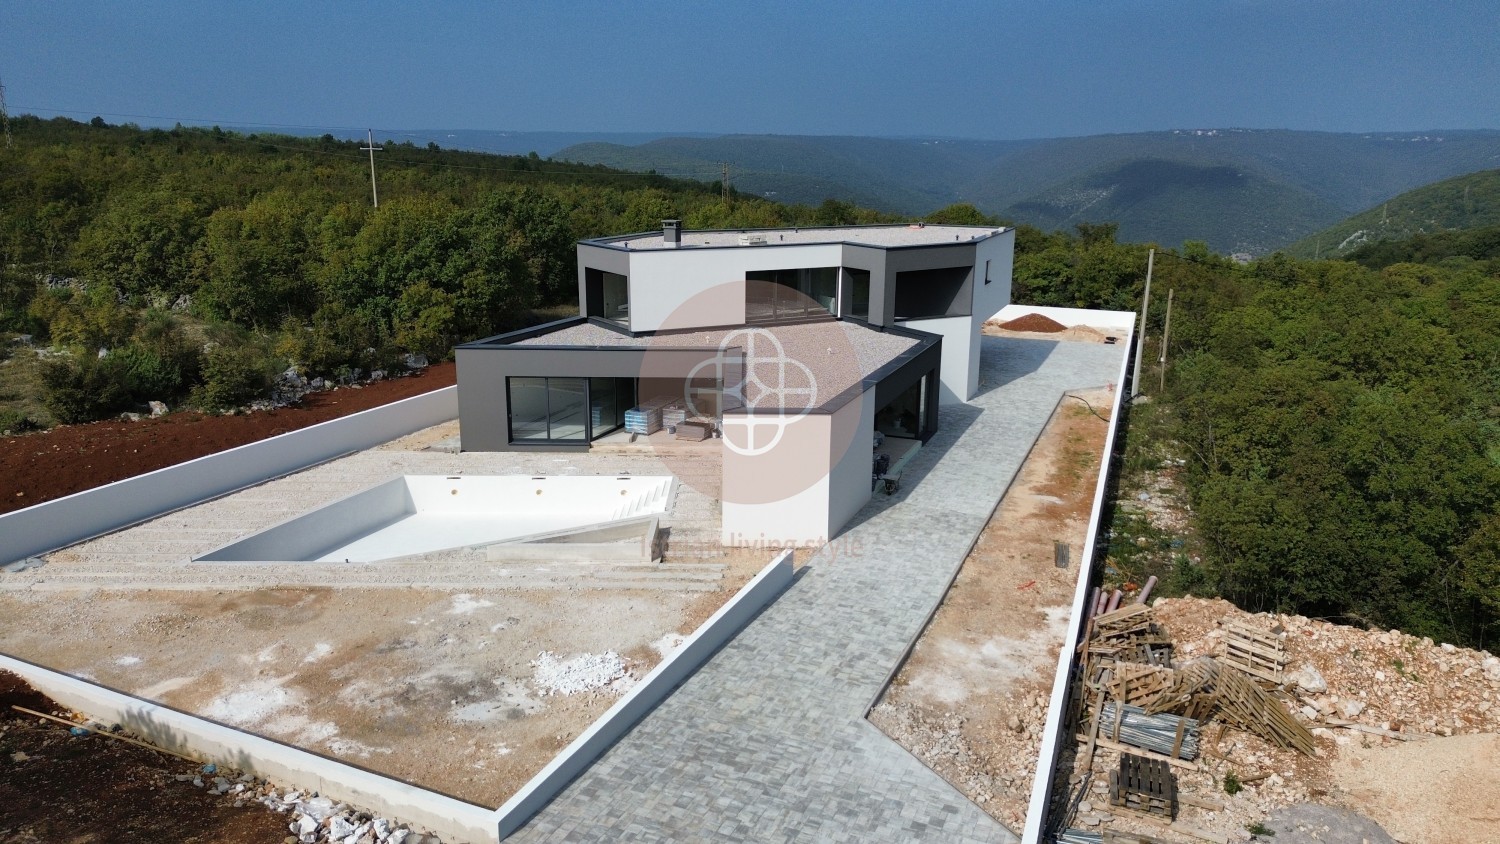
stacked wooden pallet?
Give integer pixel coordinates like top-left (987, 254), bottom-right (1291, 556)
top-left (1219, 618), bottom-right (1287, 685)
top-left (1084, 605), bottom-right (1174, 668)
top-left (1144, 658), bottom-right (1316, 755)
top-left (1108, 753), bottom-right (1177, 819)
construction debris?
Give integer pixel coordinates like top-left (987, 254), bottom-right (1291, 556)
top-left (1143, 658), bottom-right (1316, 755)
top-left (1098, 703), bottom-right (1201, 761)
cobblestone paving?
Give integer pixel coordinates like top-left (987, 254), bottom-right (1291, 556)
top-left (511, 337), bottom-right (1126, 843)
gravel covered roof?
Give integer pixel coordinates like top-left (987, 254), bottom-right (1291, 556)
top-left (593, 224), bottom-right (1005, 251)
top-left (514, 320), bottom-right (923, 409)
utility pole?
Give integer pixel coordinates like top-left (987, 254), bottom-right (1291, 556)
top-left (1158, 288), bottom-right (1174, 394)
top-left (1131, 248), bottom-right (1154, 398)
top-left (721, 162), bottom-right (730, 203)
top-left (361, 129), bottom-right (383, 208)
top-left (0, 77), bottom-right (11, 147)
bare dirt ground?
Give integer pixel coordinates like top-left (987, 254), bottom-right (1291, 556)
top-left (869, 386), bottom-right (1114, 832)
top-left (0, 362), bottom-right (456, 515)
top-left (1052, 597), bottom-right (1500, 844)
top-left (1, 670), bottom-right (291, 844)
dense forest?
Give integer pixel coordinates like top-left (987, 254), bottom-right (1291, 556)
top-left (0, 116), bottom-right (901, 423)
top-left (1058, 230), bottom-right (1500, 649)
top-left (2, 116), bottom-right (1496, 647)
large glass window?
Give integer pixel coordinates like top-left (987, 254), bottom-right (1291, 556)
top-left (600, 272), bottom-right (629, 324)
top-left (509, 377), bottom-right (551, 442)
top-left (876, 374), bottom-right (931, 440)
top-left (584, 269), bottom-right (630, 326)
top-left (589, 377), bottom-right (624, 437)
top-left (746, 267), bottom-right (839, 323)
top-left (846, 269), bottom-right (871, 320)
top-left (510, 377), bottom-right (633, 444)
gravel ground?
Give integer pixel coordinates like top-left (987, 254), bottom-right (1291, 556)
top-left (517, 320), bottom-right (917, 409)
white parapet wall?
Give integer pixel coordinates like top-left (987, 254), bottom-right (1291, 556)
top-left (1021, 326), bottom-right (1135, 843)
top-left (990, 304), bottom-right (1137, 333)
top-left (494, 549), bottom-right (796, 839)
top-left (0, 385), bottom-right (458, 567)
top-left (0, 651), bottom-right (497, 843)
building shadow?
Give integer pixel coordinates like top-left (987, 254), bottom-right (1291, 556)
top-left (972, 335), bottom-right (1060, 399)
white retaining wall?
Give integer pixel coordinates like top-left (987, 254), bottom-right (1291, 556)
top-left (495, 550), bottom-right (796, 839)
top-left (0, 386), bottom-right (458, 567)
top-left (0, 651), bottom-right (497, 843)
top-left (1021, 328), bottom-right (1135, 844)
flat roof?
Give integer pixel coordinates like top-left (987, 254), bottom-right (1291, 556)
top-left (513, 320), bottom-right (923, 410)
top-left (589, 224), bottom-right (1007, 251)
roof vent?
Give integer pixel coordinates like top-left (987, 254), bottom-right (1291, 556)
top-left (737, 233), bottom-right (768, 246)
top-left (662, 219), bottom-right (682, 248)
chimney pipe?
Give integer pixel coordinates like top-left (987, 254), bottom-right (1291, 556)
top-left (663, 219), bottom-right (682, 249)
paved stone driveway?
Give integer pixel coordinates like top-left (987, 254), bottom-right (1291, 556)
top-left (510, 337), bottom-right (1126, 843)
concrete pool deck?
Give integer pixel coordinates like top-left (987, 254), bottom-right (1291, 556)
top-left (507, 335), bottom-right (1128, 843)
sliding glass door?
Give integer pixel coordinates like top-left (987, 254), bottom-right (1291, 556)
top-left (508, 376), bottom-right (633, 444)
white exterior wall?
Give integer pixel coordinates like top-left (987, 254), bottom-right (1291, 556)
top-left (622, 244), bottom-right (845, 332)
top-left (826, 387), bottom-right (876, 538)
top-left (720, 411), bottom-right (834, 546)
top-left (973, 229), bottom-right (1015, 334)
top-left (902, 315), bottom-right (975, 404)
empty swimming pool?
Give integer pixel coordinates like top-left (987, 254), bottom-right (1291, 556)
top-left (195, 475), bottom-right (676, 563)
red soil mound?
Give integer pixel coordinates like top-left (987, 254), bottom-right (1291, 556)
top-left (0, 362), bottom-right (455, 516)
top-left (996, 312), bottom-right (1069, 333)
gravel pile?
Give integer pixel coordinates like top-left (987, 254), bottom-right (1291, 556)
top-left (995, 313), bottom-right (1068, 332)
top-left (256, 783), bottom-right (448, 844)
top-left (150, 762), bottom-right (456, 844)
top-left (531, 650), bottom-right (631, 696)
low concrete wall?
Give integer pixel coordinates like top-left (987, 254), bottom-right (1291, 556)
top-left (0, 386), bottom-right (458, 567)
top-left (0, 652), bottom-right (496, 843)
top-left (990, 304), bottom-right (1137, 332)
top-left (1021, 328), bottom-right (1135, 844)
top-left (494, 549), bottom-right (796, 839)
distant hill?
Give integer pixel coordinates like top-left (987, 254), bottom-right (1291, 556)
top-left (1284, 168), bottom-right (1500, 258)
top-left (554, 129), bottom-right (1500, 254)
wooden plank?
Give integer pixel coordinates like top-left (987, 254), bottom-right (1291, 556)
top-left (1178, 794), bottom-right (1225, 810)
top-left (1083, 687), bottom-right (1106, 769)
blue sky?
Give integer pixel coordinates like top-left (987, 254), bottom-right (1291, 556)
top-left (3, 0), bottom-right (1497, 140)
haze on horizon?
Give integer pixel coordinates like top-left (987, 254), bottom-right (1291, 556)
top-left (3, 0), bottom-right (1498, 142)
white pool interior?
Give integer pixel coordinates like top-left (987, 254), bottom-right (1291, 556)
top-left (196, 475), bottom-right (676, 563)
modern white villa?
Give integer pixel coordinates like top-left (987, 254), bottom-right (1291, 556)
top-left (456, 221), bottom-right (1014, 545)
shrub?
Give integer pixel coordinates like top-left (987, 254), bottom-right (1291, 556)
top-left (0, 408), bottom-right (42, 434)
top-left (39, 355), bottom-right (131, 423)
top-left (1222, 771), bottom-right (1243, 795)
top-left (194, 343), bottom-right (277, 412)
